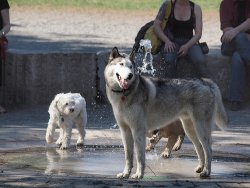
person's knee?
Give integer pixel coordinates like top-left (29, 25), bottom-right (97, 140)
top-left (233, 32), bottom-right (247, 44)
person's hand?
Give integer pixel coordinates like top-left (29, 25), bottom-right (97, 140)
top-left (178, 44), bottom-right (189, 57)
top-left (164, 40), bottom-right (176, 53)
top-left (221, 28), bottom-right (239, 43)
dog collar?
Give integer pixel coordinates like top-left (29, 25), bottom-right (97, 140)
top-left (113, 88), bottom-right (130, 102)
top-left (106, 84), bottom-right (131, 102)
top-left (111, 88), bottom-right (129, 94)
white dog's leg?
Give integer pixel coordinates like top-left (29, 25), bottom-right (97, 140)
top-left (56, 128), bottom-right (64, 146)
top-left (130, 124), bottom-right (146, 179)
top-left (75, 110), bottom-right (87, 146)
top-left (117, 124), bottom-right (134, 179)
top-left (181, 118), bottom-right (205, 174)
top-left (60, 123), bottom-right (73, 150)
top-left (46, 119), bottom-right (57, 144)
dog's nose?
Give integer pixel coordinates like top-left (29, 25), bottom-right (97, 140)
top-left (127, 73), bottom-right (133, 80)
top-left (70, 108), bottom-right (74, 112)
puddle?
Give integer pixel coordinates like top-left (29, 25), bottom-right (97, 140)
top-left (1, 147), bottom-right (250, 180)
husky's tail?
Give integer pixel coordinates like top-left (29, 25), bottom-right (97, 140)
top-left (206, 79), bottom-right (228, 130)
top-left (208, 80), bottom-right (228, 130)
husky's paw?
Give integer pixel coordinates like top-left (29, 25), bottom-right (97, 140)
top-left (195, 165), bottom-right (204, 173)
top-left (117, 172), bottom-right (130, 179)
top-left (131, 173), bottom-right (143, 179)
top-left (200, 169), bottom-right (210, 178)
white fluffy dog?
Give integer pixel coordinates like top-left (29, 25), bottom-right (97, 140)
top-left (45, 93), bottom-right (87, 149)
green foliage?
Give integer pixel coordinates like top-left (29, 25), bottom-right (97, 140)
top-left (192, 0), bottom-right (221, 10)
top-left (9, 0), bottom-right (220, 10)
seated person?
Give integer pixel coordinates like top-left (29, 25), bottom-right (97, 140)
top-left (153, 0), bottom-right (209, 78)
top-left (220, 0), bottom-right (250, 111)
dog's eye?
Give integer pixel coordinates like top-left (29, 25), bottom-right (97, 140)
top-left (65, 103), bottom-right (68, 106)
top-left (120, 63), bottom-right (124, 66)
top-left (130, 66), bottom-right (133, 69)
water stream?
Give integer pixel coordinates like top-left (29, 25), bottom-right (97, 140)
top-left (136, 39), bottom-right (156, 76)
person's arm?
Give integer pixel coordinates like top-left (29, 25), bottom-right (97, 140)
top-left (153, 19), bottom-right (171, 45)
top-left (222, 18), bottom-right (250, 43)
top-left (153, 1), bottom-right (176, 52)
top-left (0, 8), bottom-right (11, 36)
top-left (219, 0), bottom-right (249, 43)
top-left (234, 18), bottom-right (250, 33)
top-left (178, 4), bottom-right (202, 57)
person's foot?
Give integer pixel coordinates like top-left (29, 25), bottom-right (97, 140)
top-left (230, 101), bottom-right (242, 111)
top-left (0, 105), bottom-right (7, 113)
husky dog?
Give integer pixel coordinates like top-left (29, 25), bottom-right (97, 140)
top-left (104, 47), bottom-right (228, 179)
top-left (46, 93), bottom-right (87, 150)
top-left (146, 119), bottom-right (185, 158)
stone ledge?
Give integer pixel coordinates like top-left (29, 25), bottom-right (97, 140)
top-left (2, 49), bottom-right (249, 106)
top-left (3, 52), bottom-right (97, 106)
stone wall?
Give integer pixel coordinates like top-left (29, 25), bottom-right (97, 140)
top-left (2, 49), bottom-right (249, 107)
top-left (3, 52), bottom-right (97, 106)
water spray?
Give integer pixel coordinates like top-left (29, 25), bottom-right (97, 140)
top-left (137, 39), bottom-right (156, 76)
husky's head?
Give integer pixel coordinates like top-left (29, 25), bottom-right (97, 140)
top-left (104, 47), bottom-right (136, 90)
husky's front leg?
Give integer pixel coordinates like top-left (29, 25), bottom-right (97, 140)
top-left (131, 125), bottom-right (146, 179)
top-left (117, 124), bottom-right (134, 179)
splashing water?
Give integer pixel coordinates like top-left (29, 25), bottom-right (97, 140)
top-left (137, 39), bottom-right (156, 76)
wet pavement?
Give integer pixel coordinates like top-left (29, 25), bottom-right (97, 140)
top-left (0, 103), bottom-right (250, 187)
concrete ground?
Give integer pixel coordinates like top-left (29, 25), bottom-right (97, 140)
top-left (0, 6), bottom-right (249, 188)
top-left (0, 103), bottom-right (250, 187)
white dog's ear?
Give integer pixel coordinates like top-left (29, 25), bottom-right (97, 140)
top-left (48, 93), bottom-right (64, 116)
top-left (109, 47), bottom-right (123, 62)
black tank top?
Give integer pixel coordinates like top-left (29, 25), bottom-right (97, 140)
top-left (170, 1), bottom-right (195, 39)
top-left (0, 0), bottom-right (10, 29)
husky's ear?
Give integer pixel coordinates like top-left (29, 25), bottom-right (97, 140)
top-left (129, 47), bottom-right (136, 63)
top-left (109, 47), bottom-right (121, 62)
